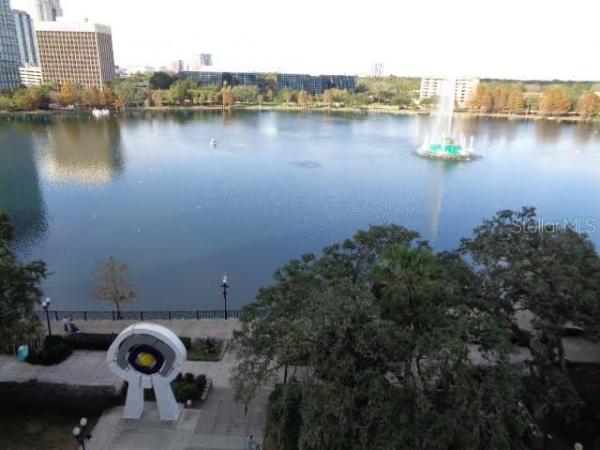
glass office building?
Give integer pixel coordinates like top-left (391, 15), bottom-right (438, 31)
top-left (13, 9), bottom-right (38, 66)
top-left (179, 71), bottom-right (357, 94)
top-left (179, 71), bottom-right (223, 86)
top-left (0, 0), bottom-right (20, 89)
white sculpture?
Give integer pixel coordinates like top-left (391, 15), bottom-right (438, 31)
top-left (107, 323), bottom-right (187, 421)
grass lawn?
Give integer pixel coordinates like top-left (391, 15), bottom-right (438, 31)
top-left (0, 412), bottom-right (95, 450)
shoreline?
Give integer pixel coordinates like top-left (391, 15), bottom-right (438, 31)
top-left (0, 105), bottom-right (597, 123)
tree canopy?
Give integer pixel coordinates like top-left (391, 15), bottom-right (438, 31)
top-left (232, 209), bottom-right (600, 449)
top-left (0, 212), bottom-right (48, 352)
top-left (232, 224), bottom-right (531, 449)
top-left (149, 71), bottom-right (177, 90)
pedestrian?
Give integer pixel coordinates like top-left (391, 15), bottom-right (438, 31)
top-left (246, 434), bottom-right (256, 450)
top-left (63, 317), bottom-right (69, 333)
top-left (69, 315), bottom-right (79, 333)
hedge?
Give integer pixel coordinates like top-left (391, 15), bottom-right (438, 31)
top-left (26, 335), bottom-right (73, 366)
top-left (63, 333), bottom-right (192, 351)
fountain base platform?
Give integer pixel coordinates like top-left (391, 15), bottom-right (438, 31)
top-left (417, 138), bottom-right (476, 161)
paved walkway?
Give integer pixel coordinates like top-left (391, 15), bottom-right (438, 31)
top-left (88, 388), bottom-right (270, 450)
top-left (0, 320), bottom-right (243, 391)
top-left (52, 318), bottom-right (242, 341)
top-left (0, 350), bottom-right (121, 389)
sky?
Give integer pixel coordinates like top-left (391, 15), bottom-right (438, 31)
top-left (11, 0), bottom-right (600, 80)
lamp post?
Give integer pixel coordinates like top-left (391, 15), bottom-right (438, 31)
top-left (221, 274), bottom-right (229, 320)
top-left (72, 417), bottom-right (91, 450)
top-left (41, 297), bottom-right (51, 337)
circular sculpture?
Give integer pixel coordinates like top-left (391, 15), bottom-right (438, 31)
top-left (107, 323), bottom-right (186, 421)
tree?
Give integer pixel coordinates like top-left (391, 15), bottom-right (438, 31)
top-left (507, 87), bottom-right (525, 113)
top-left (297, 90), bottom-right (312, 108)
top-left (0, 212), bottom-right (48, 353)
top-left (323, 89), bottom-right (333, 108)
top-left (94, 257), bottom-right (136, 318)
top-left (192, 85), bottom-right (222, 105)
top-left (222, 87), bottom-right (235, 108)
top-left (149, 71), bottom-right (176, 90)
top-left (115, 80), bottom-right (149, 107)
top-left (576, 91), bottom-right (600, 120)
top-left (232, 225), bottom-right (527, 449)
top-left (151, 90), bottom-right (165, 107)
top-left (539, 88), bottom-right (572, 116)
top-left (231, 85), bottom-right (259, 103)
top-left (80, 86), bottom-right (102, 107)
top-left (58, 83), bottom-right (78, 106)
top-left (460, 208), bottom-right (600, 421)
top-left (468, 84), bottom-right (494, 113)
top-left (12, 88), bottom-right (41, 111)
top-left (168, 79), bottom-right (197, 104)
top-left (278, 87), bottom-right (297, 104)
top-left (257, 73), bottom-right (277, 95)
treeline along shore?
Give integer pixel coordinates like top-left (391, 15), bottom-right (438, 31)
top-left (1, 74), bottom-right (599, 122)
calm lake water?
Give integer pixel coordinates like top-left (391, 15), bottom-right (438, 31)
top-left (1, 110), bottom-right (600, 310)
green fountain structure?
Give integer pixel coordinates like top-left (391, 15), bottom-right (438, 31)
top-left (417, 77), bottom-right (477, 161)
top-left (418, 137), bottom-right (474, 161)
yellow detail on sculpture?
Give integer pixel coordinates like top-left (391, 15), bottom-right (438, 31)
top-left (136, 352), bottom-right (157, 369)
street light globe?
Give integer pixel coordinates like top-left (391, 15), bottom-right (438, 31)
top-left (80, 417), bottom-right (88, 427)
top-left (72, 426), bottom-right (81, 437)
top-left (42, 297), bottom-right (51, 308)
top-left (222, 274), bottom-right (228, 285)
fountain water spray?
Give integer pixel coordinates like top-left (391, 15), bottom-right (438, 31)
top-left (417, 78), bottom-right (476, 161)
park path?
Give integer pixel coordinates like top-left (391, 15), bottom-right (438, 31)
top-left (0, 319), bottom-right (242, 390)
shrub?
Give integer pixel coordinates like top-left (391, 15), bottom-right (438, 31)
top-left (63, 333), bottom-right (118, 350)
top-left (62, 332), bottom-right (192, 351)
top-left (187, 337), bottom-right (224, 361)
top-left (26, 335), bottom-right (73, 366)
top-left (141, 373), bottom-right (207, 403)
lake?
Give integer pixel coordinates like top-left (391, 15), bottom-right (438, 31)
top-left (1, 110), bottom-right (599, 310)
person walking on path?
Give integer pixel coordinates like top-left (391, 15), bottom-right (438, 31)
top-left (246, 434), bottom-right (256, 450)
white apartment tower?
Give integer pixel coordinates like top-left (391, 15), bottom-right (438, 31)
top-left (420, 77), bottom-right (480, 108)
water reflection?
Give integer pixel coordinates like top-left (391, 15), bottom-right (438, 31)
top-left (39, 118), bottom-right (124, 184)
top-left (535, 119), bottom-right (562, 144)
top-left (0, 123), bottom-right (47, 250)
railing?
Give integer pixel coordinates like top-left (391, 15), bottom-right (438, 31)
top-left (35, 309), bottom-right (242, 322)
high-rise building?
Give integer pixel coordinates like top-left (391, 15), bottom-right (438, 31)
top-left (36, 20), bottom-right (115, 88)
top-left (34, 0), bottom-right (62, 22)
top-left (200, 53), bottom-right (212, 67)
top-left (419, 77), bottom-right (480, 107)
top-left (13, 10), bottom-right (38, 66)
top-left (0, 0), bottom-right (20, 89)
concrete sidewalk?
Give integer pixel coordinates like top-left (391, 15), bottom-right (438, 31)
top-left (0, 350), bottom-right (121, 389)
top-left (87, 386), bottom-right (269, 450)
top-left (52, 318), bottom-right (241, 341)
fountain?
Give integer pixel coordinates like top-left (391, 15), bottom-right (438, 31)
top-left (417, 77), bottom-right (477, 161)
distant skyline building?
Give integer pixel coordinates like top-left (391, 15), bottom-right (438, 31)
top-left (13, 9), bottom-right (38, 66)
top-left (36, 20), bottom-right (115, 87)
top-left (371, 63), bottom-right (384, 78)
top-left (0, 0), bottom-right (20, 89)
top-left (34, 0), bottom-right (62, 22)
top-left (200, 53), bottom-right (212, 67)
top-left (419, 77), bottom-right (480, 107)
top-left (171, 59), bottom-right (184, 73)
